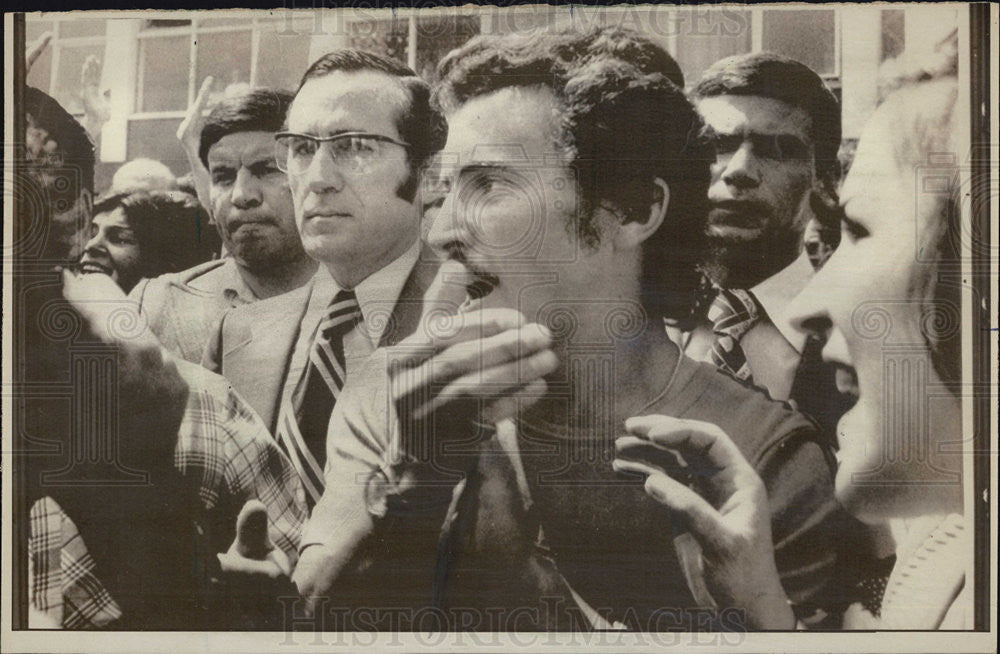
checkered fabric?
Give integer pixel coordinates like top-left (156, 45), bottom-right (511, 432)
top-left (28, 365), bottom-right (308, 628)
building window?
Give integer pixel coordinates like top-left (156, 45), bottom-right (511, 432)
top-left (128, 15), bottom-right (315, 174)
top-left (345, 12), bottom-right (482, 82)
top-left (760, 8), bottom-right (838, 78)
top-left (25, 17), bottom-right (108, 118)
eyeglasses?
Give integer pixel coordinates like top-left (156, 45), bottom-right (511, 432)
top-left (274, 131), bottom-right (410, 176)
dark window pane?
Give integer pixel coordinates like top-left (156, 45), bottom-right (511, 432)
top-left (139, 36), bottom-right (190, 112)
top-left (256, 27), bottom-right (312, 92)
top-left (53, 44), bottom-right (105, 115)
top-left (881, 9), bottom-right (906, 62)
top-left (143, 19), bottom-right (192, 30)
top-left (674, 9), bottom-right (752, 86)
top-left (126, 118), bottom-right (187, 176)
top-left (761, 9), bottom-right (836, 76)
top-left (348, 18), bottom-right (409, 65)
top-left (195, 30), bottom-right (253, 108)
top-left (414, 15), bottom-right (480, 83)
top-left (58, 19), bottom-right (107, 39)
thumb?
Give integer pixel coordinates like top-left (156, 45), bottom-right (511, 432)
top-left (234, 500), bottom-right (273, 560)
top-left (416, 259), bottom-right (470, 341)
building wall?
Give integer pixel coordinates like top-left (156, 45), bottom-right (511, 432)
top-left (25, 5), bottom-right (958, 195)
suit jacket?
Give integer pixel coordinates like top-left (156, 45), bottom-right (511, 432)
top-left (203, 246), bottom-right (440, 435)
top-left (130, 259), bottom-right (254, 364)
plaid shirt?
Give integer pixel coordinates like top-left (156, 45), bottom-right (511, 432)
top-left (28, 360), bottom-right (308, 628)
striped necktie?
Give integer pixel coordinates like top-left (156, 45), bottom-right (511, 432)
top-left (276, 289), bottom-right (361, 505)
top-left (706, 288), bottom-right (762, 384)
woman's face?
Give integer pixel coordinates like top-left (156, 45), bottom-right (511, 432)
top-left (80, 208), bottom-right (143, 293)
top-left (787, 87), bottom-right (962, 522)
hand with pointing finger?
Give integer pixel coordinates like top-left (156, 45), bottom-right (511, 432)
top-left (613, 415), bottom-right (795, 630)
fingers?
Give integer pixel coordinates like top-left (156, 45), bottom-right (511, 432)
top-left (177, 76), bottom-right (214, 144)
top-left (393, 323), bottom-right (555, 420)
top-left (393, 309), bottom-right (531, 368)
top-left (612, 459), bottom-right (730, 555)
top-left (26, 32), bottom-right (53, 71)
top-left (192, 75), bottom-right (215, 111)
top-left (81, 55), bottom-right (101, 87)
top-left (625, 415), bottom-right (755, 478)
top-left (414, 347), bottom-right (558, 421)
top-left (234, 500), bottom-right (273, 560)
top-left (614, 436), bottom-right (690, 482)
top-left (481, 377), bottom-right (548, 424)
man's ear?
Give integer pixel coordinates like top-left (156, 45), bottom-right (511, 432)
top-left (613, 178), bottom-right (670, 251)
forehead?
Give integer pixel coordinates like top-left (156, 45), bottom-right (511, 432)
top-left (287, 71), bottom-right (406, 137)
top-left (445, 86), bottom-right (566, 165)
top-left (697, 94), bottom-right (812, 139)
top-left (207, 131), bottom-right (275, 166)
top-left (93, 207), bottom-right (130, 227)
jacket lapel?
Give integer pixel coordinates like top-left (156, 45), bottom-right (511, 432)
top-left (380, 245), bottom-right (441, 347)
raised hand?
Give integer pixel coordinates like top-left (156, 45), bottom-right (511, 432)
top-left (389, 260), bottom-right (557, 475)
top-left (26, 31), bottom-right (52, 73)
top-left (176, 76), bottom-right (215, 211)
top-left (79, 55), bottom-right (111, 141)
top-left (613, 415), bottom-right (795, 629)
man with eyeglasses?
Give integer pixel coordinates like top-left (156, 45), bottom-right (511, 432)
top-left (204, 50), bottom-right (446, 508)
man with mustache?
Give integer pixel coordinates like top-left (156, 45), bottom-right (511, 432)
top-left (294, 28), bottom-right (847, 630)
top-left (677, 53), bottom-right (843, 406)
top-left (129, 88), bottom-right (318, 363)
top-left (204, 50), bottom-right (447, 507)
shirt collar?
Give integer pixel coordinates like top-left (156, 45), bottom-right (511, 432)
top-left (751, 249), bottom-right (814, 354)
top-left (221, 258), bottom-right (259, 306)
top-left (317, 240), bottom-right (422, 345)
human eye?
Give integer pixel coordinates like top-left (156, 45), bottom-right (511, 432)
top-left (709, 133), bottom-right (742, 156)
top-left (210, 166), bottom-right (236, 185)
top-left (109, 228), bottom-right (138, 246)
top-left (291, 136), bottom-right (318, 158)
top-left (774, 134), bottom-right (810, 161)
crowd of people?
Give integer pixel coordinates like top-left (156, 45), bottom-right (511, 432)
top-left (17, 23), bottom-right (967, 631)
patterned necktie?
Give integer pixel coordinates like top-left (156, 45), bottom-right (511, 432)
top-left (706, 288), bottom-right (762, 383)
top-left (277, 289), bottom-right (361, 505)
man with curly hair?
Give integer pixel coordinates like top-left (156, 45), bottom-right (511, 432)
top-left (294, 28), bottom-right (848, 631)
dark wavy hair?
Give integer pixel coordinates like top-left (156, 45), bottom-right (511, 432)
top-left (297, 49), bottom-right (449, 201)
top-left (92, 190), bottom-right (220, 278)
top-left (198, 88), bottom-right (295, 168)
top-left (433, 27), bottom-right (712, 326)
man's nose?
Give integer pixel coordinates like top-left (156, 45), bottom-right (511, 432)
top-left (425, 190), bottom-right (464, 254)
top-left (231, 168), bottom-right (262, 209)
top-left (305, 144), bottom-right (346, 195)
top-left (720, 141), bottom-right (761, 191)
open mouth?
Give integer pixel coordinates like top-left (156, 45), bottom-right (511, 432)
top-left (832, 362), bottom-right (861, 412)
top-left (79, 260), bottom-right (113, 276)
top-left (708, 201), bottom-right (769, 231)
top-left (445, 243), bottom-right (500, 309)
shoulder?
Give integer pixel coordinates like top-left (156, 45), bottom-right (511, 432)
top-left (665, 358), bottom-right (825, 467)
